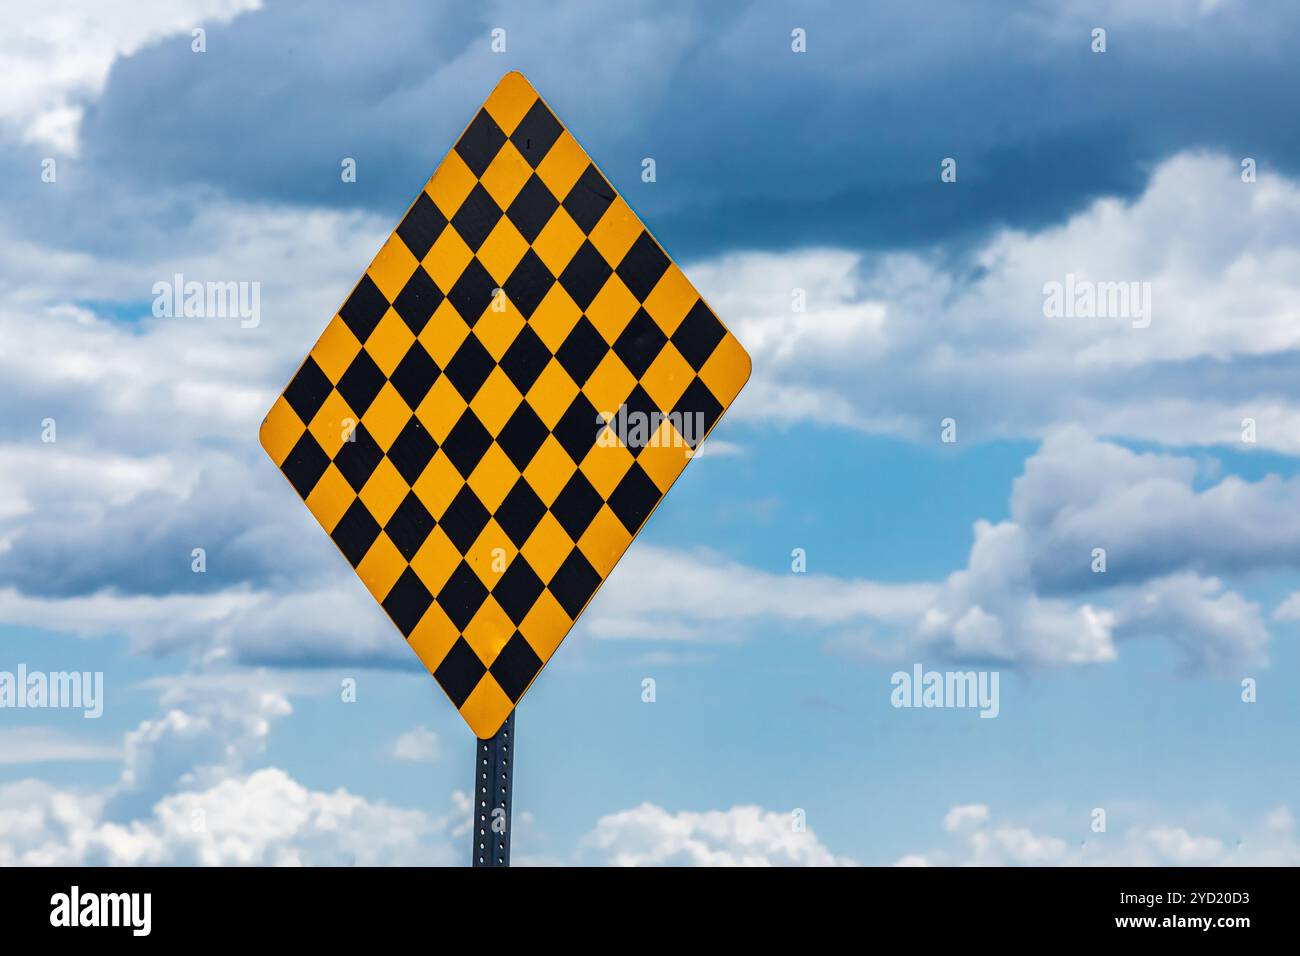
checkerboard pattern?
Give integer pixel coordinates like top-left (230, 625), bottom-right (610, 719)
top-left (259, 72), bottom-right (750, 738)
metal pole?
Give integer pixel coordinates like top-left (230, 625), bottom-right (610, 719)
top-left (472, 710), bottom-right (514, 866)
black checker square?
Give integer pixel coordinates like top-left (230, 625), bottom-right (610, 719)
top-left (557, 240), bottom-right (612, 311)
top-left (396, 191), bottom-right (446, 260)
top-left (616, 231), bottom-right (671, 302)
top-left (437, 564), bottom-right (490, 634)
top-left (548, 548), bottom-right (602, 619)
top-left (510, 99), bottom-right (563, 168)
top-left (551, 392), bottom-right (603, 465)
top-left (386, 417), bottom-right (437, 486)
top-left (440, 409), bottom-right (494, 478)
top-left (562, 163), bottom-right (615, 233)
top-left (493, 557), bottom-right (545, 627)
top-left (283, 357), bottom-right (332, 424)
top-left (447, 257), bottom-right (497, 326)
top-left (618, 383), bottom-right (660, 454)
top-left (333, 422), bottom-right (385, 491)
top-left (439, 484), bottom-right (491, 554)
top-left (503, 248), bottom-right (554, 319)
top-left (281, 432), bottom-right (330, 499)
top-left (450, 183), bottom-right (502, 252)
top-left (434, 636), bottom-right (487, 708)
top-left (489, 631), bottom-right (544, 702)
top-left (612, 307), bottom-right (668, 379)
top-left (495, 478), bottom-right (547, 548)
top-left (392, 265), bottom-right (443, 334)
top-left (339, 274), bottom-right (389, 343)
top-left (382, 566), bottom-right (434, 637)
top-left (335, 347), bottom-right (386, 418)
top-left (496, 403), bottom-right (549, 470)
top-left (443, 333), bottom-right (496, 403)
top-left (454, 108), bottom-right (507, 178)
top-left (260, 73), bottom-right (754, 740)
top-left (549, 470), bottom-right (603, 541)
top-left (555, 315), bottom-right (608, 387)
top-left (498, 323), bottom-right (551, 395)
top-left (606, 460), bottom-right (662, 533)
top-left (385, 491), bottom-right (435, 561)
top-left (506, 174), bottom-right (558, 243)
top-left (331, 498), bottom-right (381, 568)
top-left (672, 299), bottom-right (727, 372)
top-left (388, 339), bottom-right (440, 410)
top-left (673, 376), bottom-right (725, 444)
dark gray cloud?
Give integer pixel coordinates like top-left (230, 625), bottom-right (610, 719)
top-left (44, 0), bottom-right (1300, 259)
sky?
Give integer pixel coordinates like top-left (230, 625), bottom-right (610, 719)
top-left (1, 0), bottom-right (1299, 866)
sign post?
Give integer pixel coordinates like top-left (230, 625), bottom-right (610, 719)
top-left (260, 71), bottom-right (750, 864)
top-left (473, 711), bottom-right (514, 867)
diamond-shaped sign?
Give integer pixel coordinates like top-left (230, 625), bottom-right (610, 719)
top-left (260, 72), bottom-right (750, 738)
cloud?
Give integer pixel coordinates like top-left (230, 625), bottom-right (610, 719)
top-left (943, 804), bottom-right (990, 832)
top-left (713, 153), bottom-right (1300, 452)
top-left (578, 803), bottom-right (855, 866)
top-left (0, 727), bottom-right (120, 765)
top-left (0, 0), bottom-right (261, 153)
top-left (392, 726), bottom-right (440, 763)
top-left (0, 679), bottom-right (462, 866)
top-left (900, 803), bottom-right (1300, 866)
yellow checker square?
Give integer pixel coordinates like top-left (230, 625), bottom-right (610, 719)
top-left (259, 72), bottom-right (749, 740)
top-left (356, 532), bottom-right (407, 603)
top-left (418, 299), bottom-right (471, 368)
top-left (526, 283), bottom-right (582, 353)
top-left (469, 366), bottom-right (524, 436)
top-left (639, 342), bottom-right (696, 411)
top-left (426, 149), bottom-right (477, 219)
top-left (464, 518), bottom-right (518, 585)
top-left (479, 140), bottom-right (532, 210)
top-left (522, 435), bottom-right (576, 506)
top-left (260, 396), bottom-right (304, 464)
top-left (466, 444), bottom-right (520, 514)
top-left (524, 358), bottom-right (580, 430)
top-left (410, 451), bottom-right (464, 520)
top-left (638, 420), bottom-right (694, 494)
top-left (531, 206), bottom-right (585, 278)
top-left (361, 382), bottom-right (413, 452)
top-left (483, 70), bottom-right (535, 134)
top-left (642, 263), bottom-right (697, 333)
top-left (473, 301), bottom-right (526, 362)
top-left (307, 389), bottom-right (357, 457)
top-left (588, 196), bottom-right (642, 267)
top-left (519, 511), bottom-right (574, 582)
top-left (422, 227), bottom-right (474, 293)
top-left (518, 590), bottom-right (572, 662)
top-left (367, 235), bottom-right (420, 301)
top-left (582, 353), bottom-right (637, 418)
top-left (462, 595), bottom-right (515, 663)
top-left (304, 463), bottom-right (355, 532)
top-left (476, 216), bottom-right (529, 286)
top-left (579, 432), bottom-right (636, 500)
top-left (409, 524), bottom-right (463, 595)
top-left (311, 315), bottom-right (363, 384)
top-left (578, 505), bottom-right (633, 578)
top-left (584, 273), bottom-right (640, 344)
top-left (364, 310), bottom-right (416, 378)
top-left (414, 375), bottom-right (469, 442)
top-left (358, 457), bottom-right (409, 526)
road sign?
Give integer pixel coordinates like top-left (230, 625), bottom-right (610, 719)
top-left (260, 72), bottom-right (750, 740)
